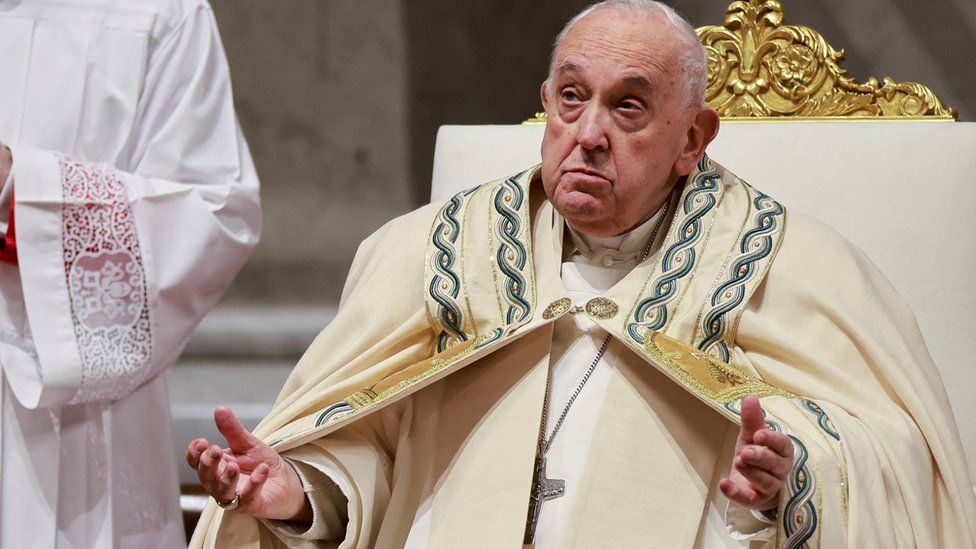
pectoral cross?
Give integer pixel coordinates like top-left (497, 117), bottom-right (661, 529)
top-left (523, 455), bottom-right (566, 545)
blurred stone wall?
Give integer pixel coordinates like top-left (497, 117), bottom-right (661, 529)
top-left (210, 0), bottom-right (412, 307)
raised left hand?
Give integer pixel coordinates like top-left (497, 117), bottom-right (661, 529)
top-left (719, 395), bottom-right (794, 511)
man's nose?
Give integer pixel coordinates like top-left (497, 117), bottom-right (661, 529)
top-left (575, 105), bottom-right (610, 151)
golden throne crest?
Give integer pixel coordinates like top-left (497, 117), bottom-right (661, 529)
top-left (527, 0), bottom-right (955, 122)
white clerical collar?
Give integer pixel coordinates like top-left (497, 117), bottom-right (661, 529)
top-left (565, 204), bottom-right (668, 266)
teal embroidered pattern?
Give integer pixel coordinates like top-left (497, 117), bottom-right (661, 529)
top-left (801, 399), bottom-right (841, 441)
top-left (493, 174), bottom-right (533, 325)
top-left (477, 327), bottom-right (505, 348)
top-left (697, 186), bottom-right (785, 361)
top-left (628, 156), bottom-right (723, 344)
top-left (724, 400), bottom-right (818, 548)
top-left (428, 188), bottom-right (478, 352)
top-left (782, 434), bottom-right (818, 548)
top-left (315, 401), bottom-right (355, 427)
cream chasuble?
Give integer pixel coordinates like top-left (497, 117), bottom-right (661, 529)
top-left (193, 159), bottom-right (976, 548)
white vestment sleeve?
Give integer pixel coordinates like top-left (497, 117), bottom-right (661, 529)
top-left (260, 456), bottom-right (350, 544)
top-left (723, 503), bottom-right (775, 541)
top-left (0, 3), bottom-right (260, 409)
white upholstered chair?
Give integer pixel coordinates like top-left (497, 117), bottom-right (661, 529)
top-left (429, 1), bottom-right (976, 482)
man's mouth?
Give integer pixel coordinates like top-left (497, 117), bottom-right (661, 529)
top-left (565, 167), bottom-right (611, 184)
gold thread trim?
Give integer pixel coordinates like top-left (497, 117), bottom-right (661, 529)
top-left (459, 185), bottom-right (484, 338)
top-left (346, 335), bottom-right (487, 411)
top-left (643, 332), bottom-right (795, 404)
top-left (726, 201), bottom-right (787, 352)
top-left (519, 170), bottom-right (539, 325)
top-left (791, 399), bottom-right (849, 527)
top-left (487, 181), bottom-right (507, 323)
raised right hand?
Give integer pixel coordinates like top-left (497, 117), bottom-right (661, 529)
top-left (186, 406), bottom-right (311, 521)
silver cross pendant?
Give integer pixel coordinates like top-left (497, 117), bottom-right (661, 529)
top-left (523, 456), bottom-right (566, 545)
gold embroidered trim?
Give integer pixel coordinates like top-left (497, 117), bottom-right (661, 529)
top-left (643, 332), bottom-right (795, 404)
top-left (459, 185), bottom-right (485, 339)
top-left (345, 336), bottom-right (486, 411)
top-left (791, 399), bottom-right (849, 526)
top-left (487, 181), bottom-right (508, 324)
top-left (692, 179), bottom-right (754, 345)
top-left (725, 196), bottom-right (788, 353)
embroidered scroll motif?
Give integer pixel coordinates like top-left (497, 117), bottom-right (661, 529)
top-left (724, 400), bottom-right (819, 548)
top-left (476, 327), bottom-right (505, 348)
top-left (782, 434), bottom-right (818, 548)
top-left (627, 156), bottom-right (723, 344)
top-left (61, 157), bottom-right (152, 403)
top-left (427, 187), bottom-right (478, 352)
top-left (491, 172), bottom-right (534, 326)
top-left (696, 185), bottom-right (786, 361)
top-left (800, 399), bottom-right (841, 441)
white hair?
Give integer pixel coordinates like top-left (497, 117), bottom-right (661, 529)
top-left (549, 0), bottom-right (707, 113)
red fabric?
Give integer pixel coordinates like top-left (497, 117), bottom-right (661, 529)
top-left (0, 186), bottom-right (17, 265)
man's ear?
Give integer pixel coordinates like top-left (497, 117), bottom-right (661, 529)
top-left (540, 80), bottom-right (551, 113)
top-left (675, 106), bottom-right (720, 176)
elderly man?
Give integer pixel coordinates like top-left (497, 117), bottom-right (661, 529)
top-left (190, 1), bottom-right (976, 547)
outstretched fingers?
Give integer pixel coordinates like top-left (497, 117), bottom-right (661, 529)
top-left (734, 458), bottom-right (782, 496)
top-left (215, 406), bottom-right (262, 454)
top-left (186, 438), bottom-right (209, 469)
top-left (238, 463), bottom-right (271, 511)
top-left (198, 444), bottom-right (236, 503)
top-left (738, 395), bottom-right (766, 444)
top-left (719, 476), bottom-right (760, 507)
top-left (755, 429), bottom-right (794, 459)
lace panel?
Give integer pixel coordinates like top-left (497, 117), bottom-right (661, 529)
top-left (61, 157), bottom-right (152, 403)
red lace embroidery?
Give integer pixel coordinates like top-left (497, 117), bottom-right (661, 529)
top-left (61, 157), bottom-right (152, 403)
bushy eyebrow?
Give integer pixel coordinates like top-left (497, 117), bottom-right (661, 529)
top-left (554, 62), bottom-right (655, 96)
top-left (555, 62), bottom-right (582, 77)
top-left (621, 75), bottom-right (654, 93)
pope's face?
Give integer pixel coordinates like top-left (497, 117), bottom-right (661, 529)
top-left (540, 10), bottom-right (715, 236)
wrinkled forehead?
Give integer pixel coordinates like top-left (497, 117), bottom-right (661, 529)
top-left (551, 9), bottom-right (682, 84)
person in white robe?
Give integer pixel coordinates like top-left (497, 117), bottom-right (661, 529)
top-left (0, 0), bottom-right (261, 547)
top-left (188, 1), bottom-right (976, 547)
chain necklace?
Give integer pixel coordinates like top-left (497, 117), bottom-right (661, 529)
top-left (524, 198), bottom-right (670, 544)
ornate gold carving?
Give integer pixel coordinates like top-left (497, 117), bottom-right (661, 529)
top-left (698, 0), bottom-right (955, 119)
top-left (524, 0), bottom-right (954, 123)
top-left (585, 297), bottom-right (619, 319)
